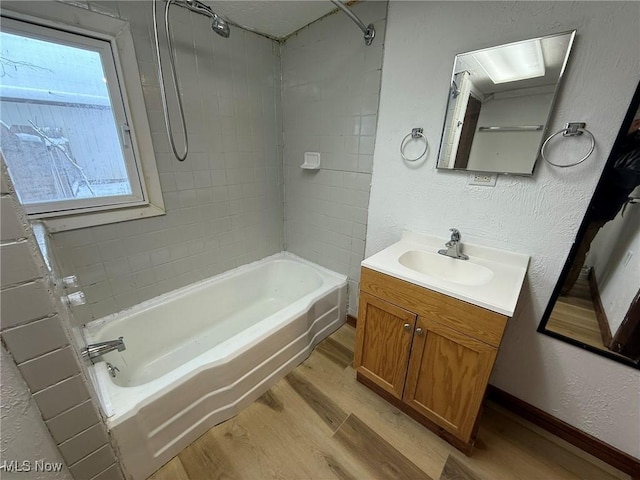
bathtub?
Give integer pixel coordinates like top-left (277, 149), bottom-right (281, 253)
top-left (84, 252), bottom-right (347, 480)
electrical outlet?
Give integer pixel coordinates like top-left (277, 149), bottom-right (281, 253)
top-left (623, 250), bottom-right (633, 268)
top-left (468, 173), bottom-right (497, 186)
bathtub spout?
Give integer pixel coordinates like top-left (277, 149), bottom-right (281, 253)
top-left (82, 337), bottom-right (125, 360)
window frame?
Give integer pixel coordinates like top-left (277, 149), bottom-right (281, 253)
top-left (0, 2), bottom-right (164, 232)
top-left (1, 17), bottom-right (147, 213)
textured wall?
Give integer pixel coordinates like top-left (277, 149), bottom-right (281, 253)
top-left (49, 1), bottom-right (283, 324)
top-left (1, 346), bottom-right (72, 480)
top-left (368, 1), bottom-right (639, 457)
top-left (282, 1), bottom-right (387, 314)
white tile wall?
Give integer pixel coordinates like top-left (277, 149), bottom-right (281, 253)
top-left (282, 1), bottom-right (387, 315)
top-left (51, 1), bottom-right (284, 323)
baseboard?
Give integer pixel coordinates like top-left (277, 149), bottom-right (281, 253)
top-left (346, 314), bottom-right (357, 328)
top-left (487, 385), bottom-right (640, 477)
top-left (588, 270), bottom-right (613, 347)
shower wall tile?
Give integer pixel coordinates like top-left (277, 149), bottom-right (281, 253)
top-left (90, 463), bottom-right (125, 480)
top-left (18, 346), bottom-right (80, 393)
top-left (33, 374), bottom-right (91, 420)
top-left (0, 240), bottom-right (39, 287)
top-left (51, 1), bottom-right (284, 322)
top-left (1, 315), bottom-right (69, 364)
top-left (46, 400), bottom-right (101, 444)
top-left (1, 195), bottom-right (27, 241)
top-left (282, 1), bottom-right (387, 315)
top-left (0, 280), bottom-right (55, 330)
top-left (58, 423), bottom-right (109, 466)
top-left (68, 445), bottom-right (116, 480)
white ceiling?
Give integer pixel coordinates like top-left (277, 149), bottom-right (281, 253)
top-left (209, 1), bottom-right (338, 39)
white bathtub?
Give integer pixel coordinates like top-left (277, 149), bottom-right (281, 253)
top-left (84, 252), bottom-right (347, 480)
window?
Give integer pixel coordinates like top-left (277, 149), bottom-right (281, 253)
top-left (0, 4), bottom-right (163, 231)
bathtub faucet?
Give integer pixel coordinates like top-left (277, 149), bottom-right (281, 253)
top-left (81, 337), bottom-right (126, 360)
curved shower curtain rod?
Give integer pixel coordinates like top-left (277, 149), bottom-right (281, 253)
top-left (330, 0), bottom-right (376, 46)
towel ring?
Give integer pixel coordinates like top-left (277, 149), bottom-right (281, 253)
top-left (541, 122), bottom-right (595, 168)
top-left (400, 128), bottom-right (428, 162)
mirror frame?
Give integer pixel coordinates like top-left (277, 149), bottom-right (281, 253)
top-left (537, 80), bottom-right (640, 370)
top-left (436, 30), bottom-right (576, 176)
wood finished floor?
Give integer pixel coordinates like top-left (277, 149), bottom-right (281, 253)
top-left (149, 325), bottom-right (628, 480)
top-left (546, 277), bottom-right (606, 350)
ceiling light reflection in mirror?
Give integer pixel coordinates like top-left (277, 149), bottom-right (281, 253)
top-left (472, 39), bottom-right (545, 84)
top-left (436, 31), bottom-right (576, 175)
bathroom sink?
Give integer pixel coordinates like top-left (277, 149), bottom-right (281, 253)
top-left (398, 250), bottom-right (494, 286)
top-left (361, 232), bottom-right (530, 316)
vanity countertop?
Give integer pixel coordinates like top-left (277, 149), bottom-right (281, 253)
top-left (361, 232), bottom-right (530, 317)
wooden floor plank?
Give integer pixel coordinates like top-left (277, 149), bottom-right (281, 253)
top-left (147, 456), bottom-right (190, 480)
top-left (315, 336), bottom-right (354, 369)
top-left (285, 370), bottom-right (349, 432)
top-left (177, 430), bottom-right (239, 480)
top-left (333, 413), bottom-right (433, 480)
top-left (440, 455), bottom-right (482, 480)
top-left (327, 324), bottom-right (356, 353)
top-left (320, 453), bottom-right (359, 480)
top-left (255, 389), bottom-right (284, 412)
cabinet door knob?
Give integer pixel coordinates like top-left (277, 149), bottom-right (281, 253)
top-left (416, 327), bottom-right (424, 336)
top-left (403, 323), bottom-right (411, 332)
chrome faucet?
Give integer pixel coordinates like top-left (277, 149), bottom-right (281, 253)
top-left (106, 362), bottom-right (120, 378)
top-left (438, 228), bottom-right (469, 260)
top-left (81, 337), bottom-right (126, 360)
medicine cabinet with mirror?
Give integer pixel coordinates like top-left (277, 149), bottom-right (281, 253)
top-left (538, 81), bottom-right (640, 369)
top-left (436, 31), bottom-right (575, 175)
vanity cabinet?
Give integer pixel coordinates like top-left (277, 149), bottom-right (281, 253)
top-left (355, 267), bottom-right (508, 453)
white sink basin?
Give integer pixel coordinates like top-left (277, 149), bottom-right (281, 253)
top-left (398, 250), bottom-right (494, 286)
top-left (361, 232), bottom-right (530, 316)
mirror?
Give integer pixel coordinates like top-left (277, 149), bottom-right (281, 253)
top-left (436, 31), bottom-right (575, 175)
top-left (539, 81), bottom-right (640, 369)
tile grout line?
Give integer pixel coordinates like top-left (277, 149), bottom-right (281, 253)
top-left (88, 462), bottom-right (118, 480)
top-left (57, 421), bottom-right (102, 449)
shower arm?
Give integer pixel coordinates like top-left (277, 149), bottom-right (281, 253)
top-left (169, 1), bottom-right (280, 42)
top-left (330, 0), bottom-right (375, 46)
top-left (171, 0), bottom-right (224, 23)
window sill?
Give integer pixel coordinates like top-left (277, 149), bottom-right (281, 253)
top-left (36, 202), bottom-right (165, 233)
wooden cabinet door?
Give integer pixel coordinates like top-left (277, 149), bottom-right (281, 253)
top-left (403, 317), bottom-right (497, 442)
top-left (354, 292), bottom-right (417, 399)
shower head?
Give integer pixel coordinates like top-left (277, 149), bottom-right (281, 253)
top-left (211, 14), bottom-right (230, 38)
top-left (175, 0), bottom-right (230, 38)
